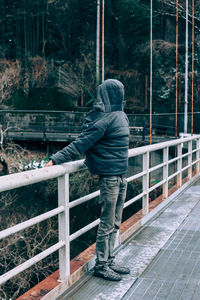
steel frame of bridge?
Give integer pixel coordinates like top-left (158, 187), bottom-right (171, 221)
top-left (0, 135), bottom-right (200, 298)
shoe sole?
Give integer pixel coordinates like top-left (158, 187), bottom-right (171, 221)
top-left (94, 272), bottom-right (122, 281)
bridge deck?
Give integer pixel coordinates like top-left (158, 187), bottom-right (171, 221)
top-left (62, 178), bottom-right (200, 300)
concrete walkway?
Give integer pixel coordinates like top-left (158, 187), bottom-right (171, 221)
top-left (61, 178), bottom-right (200, 300)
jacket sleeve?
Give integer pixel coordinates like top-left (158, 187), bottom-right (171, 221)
top-left (50, 122), bottom-right (106, 165)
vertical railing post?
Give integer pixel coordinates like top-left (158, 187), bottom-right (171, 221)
top-left (163, 146), bottom-right (169, 199)
top-left (196, 138), bottom-right (200, 174)
top-left (143, 152), bottom-right (149, 215)
top-left (58, 173), bottom-right (70, 281)
top-left (177, 142), bottom-right (182, 188)
top-left (188, 140), bottom-right (192, 179)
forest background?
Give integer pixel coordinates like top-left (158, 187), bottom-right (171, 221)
top-left (1, 0), bottom-right (200, 113)
top-left (1, 0), bottom-right (200, 299)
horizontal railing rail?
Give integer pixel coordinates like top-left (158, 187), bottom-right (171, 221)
top-left (0, 135), bottom-right (200, 289)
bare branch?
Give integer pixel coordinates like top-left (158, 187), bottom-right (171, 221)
top-left (155, 0), bottom-right (200, 33)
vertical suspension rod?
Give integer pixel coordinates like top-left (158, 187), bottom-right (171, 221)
top-left (175, 0), bottom-right (178, 138)
top-left (150, 0), bottom-right (153, 145)
top-left (102, 0), bottom-right (105, 83)
top-left (96, 0), bottom-right (100, 86)
top-left (184, 0), bottom-right (189, 134)
top-left (191, 0), bottom-right (194, 135)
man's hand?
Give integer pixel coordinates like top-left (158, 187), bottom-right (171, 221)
top-left (44, 160), bottom-right (54, 167)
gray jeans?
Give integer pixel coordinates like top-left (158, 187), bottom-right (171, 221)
top-left (95, 175), bottom-right (127, 267)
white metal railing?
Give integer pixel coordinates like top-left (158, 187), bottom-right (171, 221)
top-left (0, 135), bottom-right (200, 287)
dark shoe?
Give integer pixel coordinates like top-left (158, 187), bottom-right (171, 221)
top-left (109, 262), bottom-right (130, 274)
top-left (94, 265), bottom-right (122, 281)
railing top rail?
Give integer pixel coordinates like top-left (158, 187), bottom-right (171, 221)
top-left (129, 135), bottom-right (200, 158)
top-left (0, 136), bottom-right (199, 194)
top-left (0, 159), bottom-right (85, 193)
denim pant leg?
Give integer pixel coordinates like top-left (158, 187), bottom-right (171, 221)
top-left (96, 176), bottom-right (127, 266)
top-left (108, 176), bottom-right (127, 263)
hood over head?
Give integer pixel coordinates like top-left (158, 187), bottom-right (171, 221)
top-left (94, 79), bottom-right (125, 113)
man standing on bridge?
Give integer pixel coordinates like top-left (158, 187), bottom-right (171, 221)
top-left (45, 79), bottom-right (130, 281)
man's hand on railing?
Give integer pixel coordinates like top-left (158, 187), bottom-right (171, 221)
top-left (44, 160), bottom-right (54, 167)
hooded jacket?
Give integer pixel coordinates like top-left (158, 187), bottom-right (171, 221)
top-left (51, 79), bottom-right (129, 175)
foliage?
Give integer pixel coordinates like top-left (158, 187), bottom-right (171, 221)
top-left (0, 60), bottom-right (21, 105)
top-left (112, 0), bottom-right (150, 66)
top-left (11, 87), bottom-right (77, 110)
top-left (1, 0), bottom-right (200, 112)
